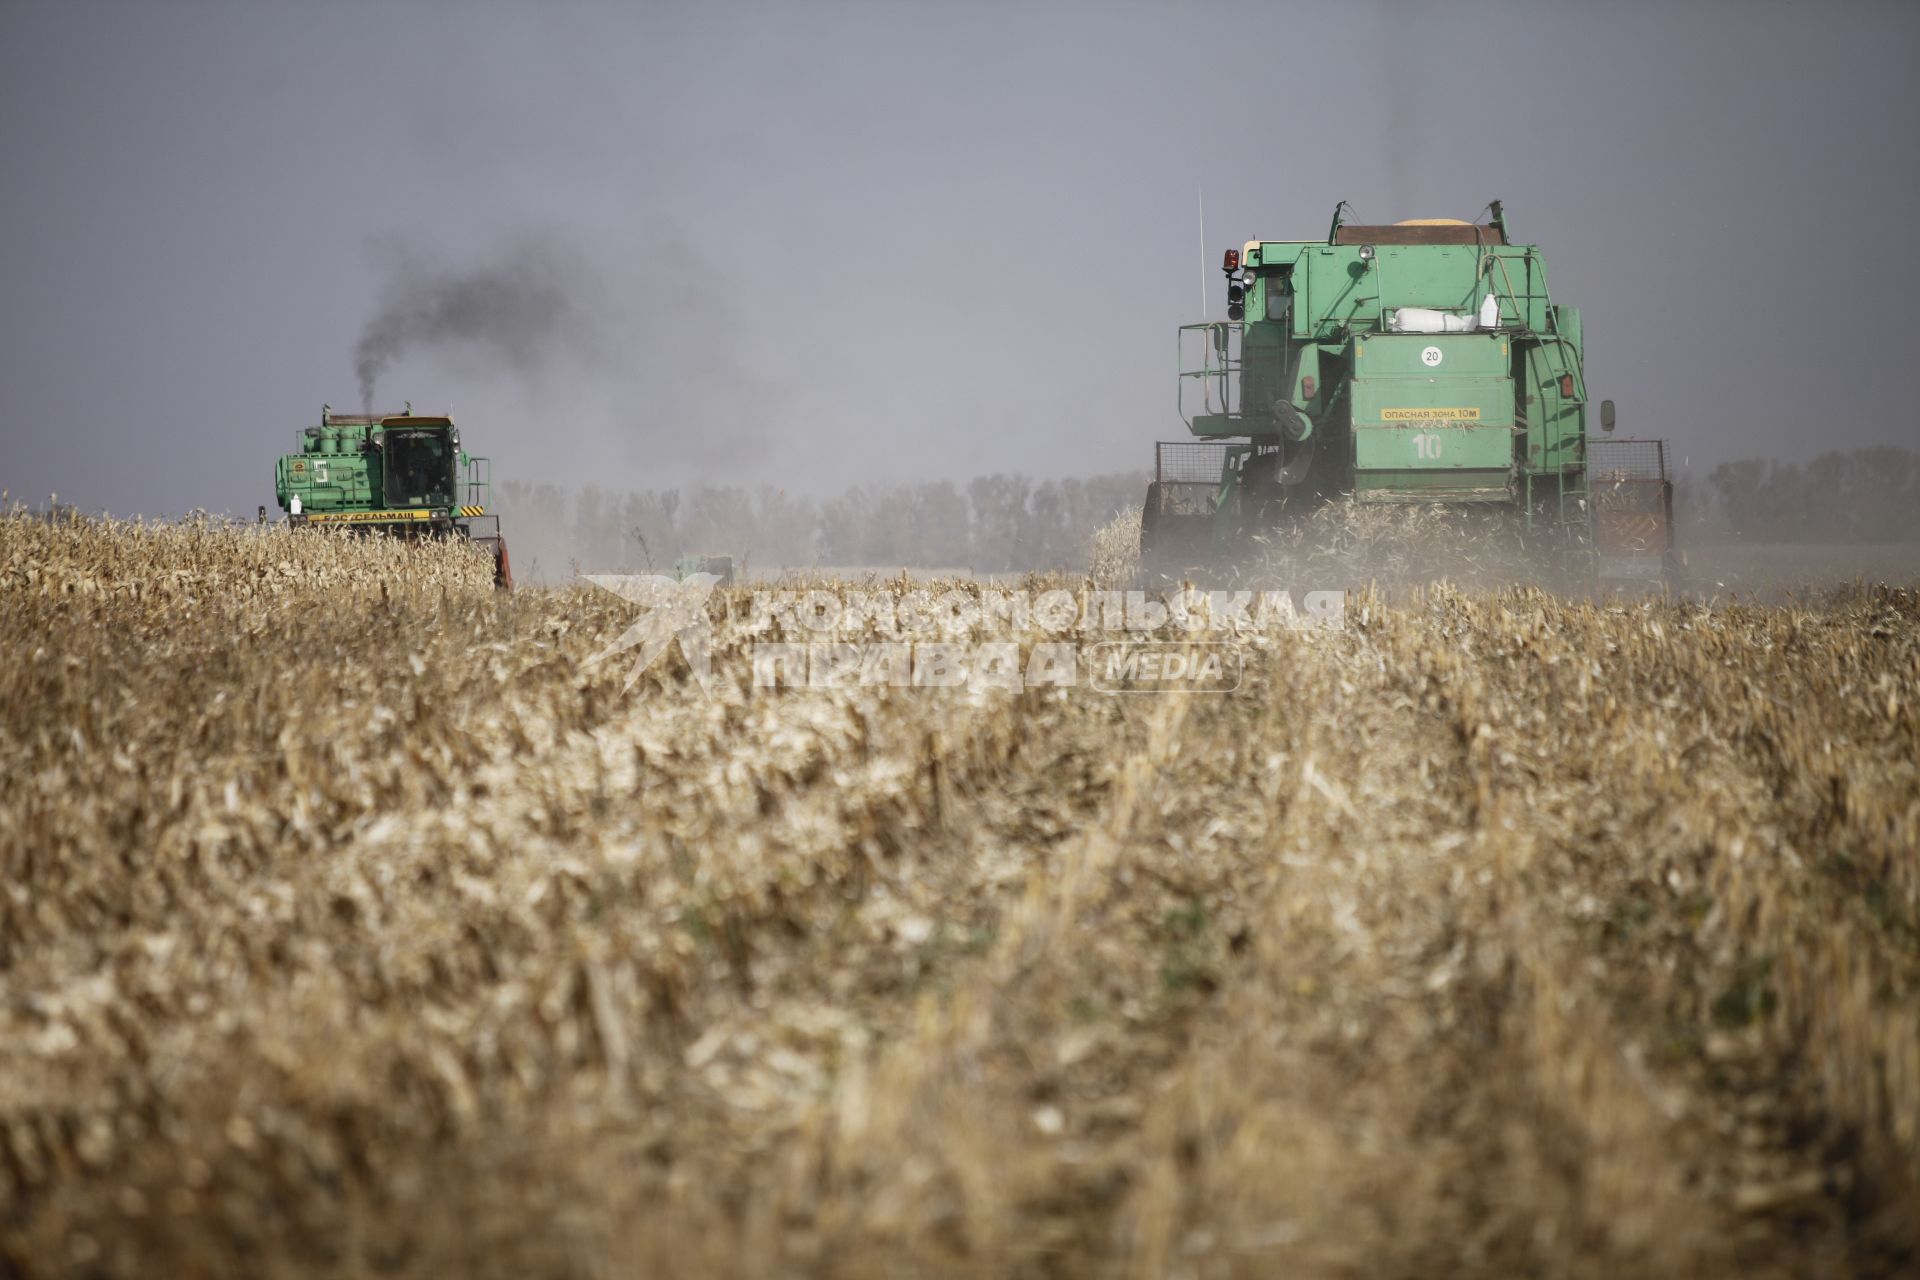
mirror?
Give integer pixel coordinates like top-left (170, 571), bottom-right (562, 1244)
top-left (1600, 399), bottom-right (1616, 433)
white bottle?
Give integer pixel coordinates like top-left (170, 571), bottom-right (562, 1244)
top-left (1479, 293), bottom-right (1501, 329)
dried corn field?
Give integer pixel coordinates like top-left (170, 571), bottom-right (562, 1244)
top-left (2, 511), bottom-right (1918, 1279)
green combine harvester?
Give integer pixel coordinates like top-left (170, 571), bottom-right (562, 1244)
top-left (270, 404), bottom-right (512, 587)
top-left (1142, 201), bottom-right (1674, 581)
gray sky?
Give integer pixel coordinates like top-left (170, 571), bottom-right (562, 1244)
top-left (3, 0), bottom-right (1917, 518)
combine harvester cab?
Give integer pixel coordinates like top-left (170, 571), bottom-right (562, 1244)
top-left (1142, 201), bottom-right (1676, 586)
top-left (272, 405), bottom-right (513, 588)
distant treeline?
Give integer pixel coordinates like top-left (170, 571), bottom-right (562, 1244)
top-left (497, 473), bottom-right (1147, 578)
top-left (489, 446), bottom-right (1918, 578)
top-left (1695, 446), bottom-right (1919, 543)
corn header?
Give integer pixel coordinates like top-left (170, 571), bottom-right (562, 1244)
top-left (1142, 201), bottom-right (1674, 581)
top-left (270, 404), bottom-right (512, 587)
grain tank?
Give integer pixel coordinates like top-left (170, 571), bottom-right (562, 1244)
top-left (1142, 201), bottom-right (1673, 579)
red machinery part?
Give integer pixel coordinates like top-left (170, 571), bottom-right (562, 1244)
top-left (494, 537), bottom-right (513, 590)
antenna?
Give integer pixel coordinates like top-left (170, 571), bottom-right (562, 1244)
top-left (1197, 185), bottom-right (1208, 321)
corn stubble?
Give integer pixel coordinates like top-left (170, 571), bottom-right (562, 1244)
top-left (2, 511), bottom-right (1916, 1278)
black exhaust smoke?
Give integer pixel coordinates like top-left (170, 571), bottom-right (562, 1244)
top-left (353, 235), bottom-right (591, 412)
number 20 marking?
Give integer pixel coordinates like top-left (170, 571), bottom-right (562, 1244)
top-left (1412, 433), bottom-right (1443, 460)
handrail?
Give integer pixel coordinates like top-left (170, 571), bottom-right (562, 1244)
top-left (465, 455), bottom-right (492, 507)
top-left (1177, 321), bottom-right (1243, 429)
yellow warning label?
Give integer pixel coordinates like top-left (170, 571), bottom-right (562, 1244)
top-left (457, 505), bottom-right (486, 517)
top-left (305, 510), bottom-right (434, 523)
top-left (1381, 407), bottom-right (1482, 421)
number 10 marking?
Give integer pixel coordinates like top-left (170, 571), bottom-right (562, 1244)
top-left (1412, 433), bottom-right (1443, 460)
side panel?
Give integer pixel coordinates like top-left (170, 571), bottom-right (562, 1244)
top-left (1352, 426), bottom-right (1513, 473)
top-left (1349, 333), bottom-right (1516, 498)
top-left (278, 452), bottom-right (378, 512)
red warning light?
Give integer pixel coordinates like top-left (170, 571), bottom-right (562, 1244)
top-left (1559, 374), bottom-right (1576, 397)
top-left (1223, 248), bottom-right (1240, 271)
